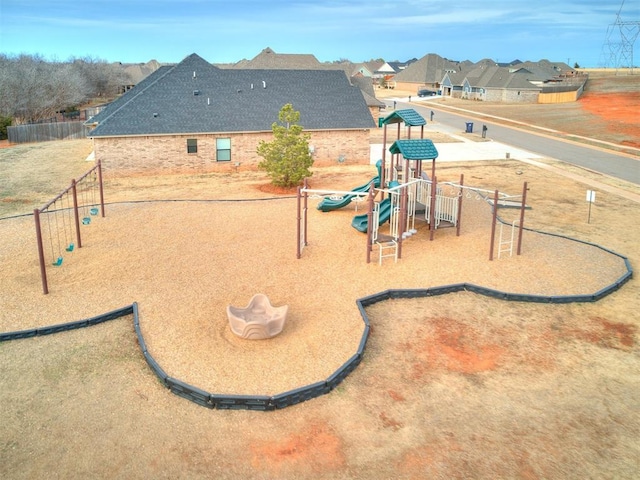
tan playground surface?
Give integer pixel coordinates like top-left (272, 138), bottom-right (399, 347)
top-left (1, 72), bottom-right (639, 478)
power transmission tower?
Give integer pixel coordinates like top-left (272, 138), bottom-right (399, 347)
top-left (601, 0), bottom-right (640, 73)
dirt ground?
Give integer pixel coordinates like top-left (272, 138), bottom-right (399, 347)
top-left (1, 73), bottom-right (639, 479)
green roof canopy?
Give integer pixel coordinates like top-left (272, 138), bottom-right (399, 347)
top-left (381, 108), bottom-right (426, 126)
top-left (389, 139), bottom-right (438, 160)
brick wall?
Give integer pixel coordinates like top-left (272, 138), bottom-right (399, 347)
top-left (94, 129), bottom-right (371, 176)
top-left (485, 88), bottom-right (540, 103)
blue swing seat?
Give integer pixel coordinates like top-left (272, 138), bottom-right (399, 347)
top-left (82, 217), bottom-right (91, 225)
top-left (90, 207), bottom-right (99, 216)
top-left (53, 256), bottom-right (63, 266)
top-left (66, 243), bottom-right (75, 252)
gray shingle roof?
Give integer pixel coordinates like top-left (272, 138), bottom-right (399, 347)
top-left (394, 53), bottom-right (461, 84)
top-left (89, 53), bottom-right (375, 137)
top-left (350, 76), bottom-right (385, 108)
top-left (228, 47), bottom-right (322, 70)
top-left (389, 139), bottom-right (438, 160)
top-left (463, 65), bottom-right (539, 90)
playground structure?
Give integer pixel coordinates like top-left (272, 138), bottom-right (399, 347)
top-left (297, 108), bottom-right (529, 264)
top-left (34, 161), bottom-right (105, 294)
top-left (227, 294), bottom-right (288, 340)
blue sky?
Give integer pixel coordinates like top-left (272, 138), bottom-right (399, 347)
top-left (1, 0), bottom-right (638, 66)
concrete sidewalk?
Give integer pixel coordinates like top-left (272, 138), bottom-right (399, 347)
top-left (370, 121), bottom-right (542, 164)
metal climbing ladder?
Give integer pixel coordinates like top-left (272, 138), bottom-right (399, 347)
top-left (498, 220), bottom-right (519, 258)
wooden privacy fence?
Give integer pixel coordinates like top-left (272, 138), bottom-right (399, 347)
top-left (8, 121), bottom-right (88, 144)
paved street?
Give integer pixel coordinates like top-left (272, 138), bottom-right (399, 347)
top-left (377, 97), bottom-right (639, 186)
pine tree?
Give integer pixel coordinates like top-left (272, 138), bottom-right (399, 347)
top-left (257, 104), bottom-right (313, 188)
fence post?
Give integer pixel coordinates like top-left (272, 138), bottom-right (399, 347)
top-left (34, 208), bottom-right (49, 295)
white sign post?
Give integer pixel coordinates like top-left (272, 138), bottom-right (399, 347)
top-left (586, 190), bottom-right (596, 224)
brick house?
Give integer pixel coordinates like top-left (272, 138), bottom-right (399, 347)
top-left (87, 53), bottom-right (376, 176)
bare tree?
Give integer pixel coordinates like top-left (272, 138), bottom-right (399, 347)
top-left (0, 54), bottom-right (132, 124)
top-left (70, 56), bottom-right (132, 98)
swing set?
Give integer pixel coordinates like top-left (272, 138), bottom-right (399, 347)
top-left (34, 161), bottom-right (105, 294)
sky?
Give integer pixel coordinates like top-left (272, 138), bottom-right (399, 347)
top-left (1, 0), bottom-right (638, 67)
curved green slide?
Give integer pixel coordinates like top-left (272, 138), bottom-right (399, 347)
top-left (351, 197), bottom-right (393, 233)
top-left (317, 160), bottom-right (382, 212)
top-left (317, 177), bottom-right (380, 212)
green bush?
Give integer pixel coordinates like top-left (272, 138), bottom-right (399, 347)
top-left (0, 116), bottom-right (11, 140)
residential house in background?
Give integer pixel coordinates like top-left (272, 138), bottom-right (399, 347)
top-left (396, 53), bottom-right (583, 103)
top-left (117, 59), bottom-right (163, 93)
top-left (374, 58), bottom-right (418, 88)
top-left (225, 47), bottom-right (323, 70)
top-left (87, 53), bottom-right (376, 175)
top-left (459, 65), bottom-right (541, 101)
top-left (394, 53), bottom-right (465, 93)
top-left (351, 61), bottom-right (384, 79)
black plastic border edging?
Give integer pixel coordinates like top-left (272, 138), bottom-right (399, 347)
top-left (0, 305), bottom-right (133, 342)
top-left (0, 243), bottom-right (632, 411)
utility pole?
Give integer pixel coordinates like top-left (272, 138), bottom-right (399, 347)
top-left (601, 1), bottom-right (640, 74)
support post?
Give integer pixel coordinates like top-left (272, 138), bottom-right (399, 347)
top-left (303, 178), bottom-right (309, 248)
top-left (456, 174), bottom-right (464, 236)
top-left (97, 160), bottom-right (105, 217)
top-left (366, 187), bottom-right (375, 264)
top-left (296, 185), bottom-right (302, 259)
top-left (429, 176), bottom-right (437, 241)
top-left (517, 181), bottom-right (527, 255)
top-left (489, 189), bottom-right (499, 261)
top-left (71, 179), bottom-right (82, 249)
top-left (381, 124), bottom-right (387, 196)
top-left (34, 208), bottom-right (49, 295)
top-left (398, 180), bottom-right (407, 260)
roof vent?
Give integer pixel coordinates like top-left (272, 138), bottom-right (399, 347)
top-left (153, 113), bottom-right (158, 117)
top-left (193, 90), bottom-right (200, 96)
top-left (262, 81), bottom-right (266, 89)
top-left (193, 71), bottom-right (196, 78)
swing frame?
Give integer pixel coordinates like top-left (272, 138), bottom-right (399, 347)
top-left (34, 161), bottom-right (105, 294)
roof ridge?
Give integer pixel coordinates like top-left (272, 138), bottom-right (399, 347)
top-left (93, 63), bottom-right (177, 127)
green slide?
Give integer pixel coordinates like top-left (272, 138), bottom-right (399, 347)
top-left (351, 197), bottom-right (393, 233)
top-left (317, 160), bottom-right (383, 212)
top-left (317, 176), bottom-right (380, 212)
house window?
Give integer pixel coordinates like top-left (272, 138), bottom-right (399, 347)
top-left (187, 139), bottom-right (197, 154)
top-left (216, 138), bottom-right (231, 161)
